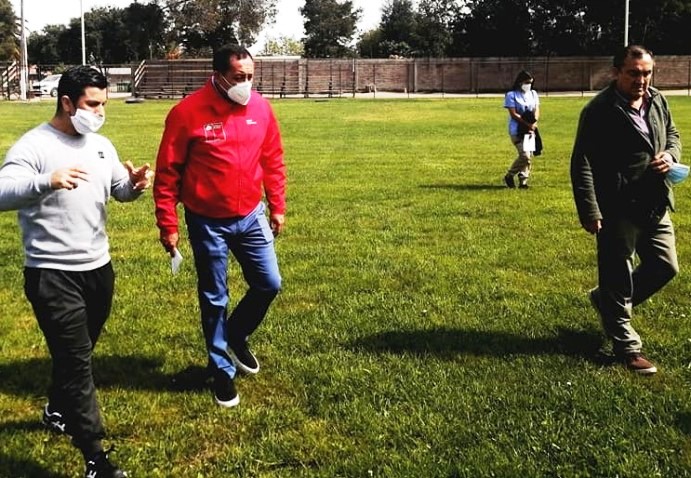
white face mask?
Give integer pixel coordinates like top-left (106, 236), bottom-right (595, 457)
top-left (227, 80), bottom-right (253, 106)
top-left (70, 108), bottom-right (105, 135)
top-left (521, 83), bottom-right (532, 93)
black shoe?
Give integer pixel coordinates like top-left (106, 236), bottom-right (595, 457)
top-left (504, 174), bottom-right (515, 188)
top-left (42, 404), bottom-right (70, 436)
top-left (227, 340), bottom-right (260, 375)
top-left (84, 447), bottom-right (126, 478)
top-left (214, 371), bottom-right (240, 408)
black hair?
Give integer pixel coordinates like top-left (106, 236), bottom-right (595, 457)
top-left (511, 70), bottom-right (534, 91)
top-left (212, 44), bottom-right (253, 74)
top-left (613, 45), bottom-right (654, 69)
top-left (56, 65), bottom-right (108, 112)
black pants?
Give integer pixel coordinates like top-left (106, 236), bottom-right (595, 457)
top-left (24, 262), bottom-right (114, 455)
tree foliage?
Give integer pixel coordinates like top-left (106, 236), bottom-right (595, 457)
top-left (123, 2), bottom-right (167, 61)
top-left (358, 0), bottom-right (691, 58)
top-left (357, 28), bottom-right (383, 58)
top-left (0, 0), bottom-right (17, 61)
top-left (412, 0), bottom-right (457, 57)
top-left (356, 2), bottom-right (416, 59)
top-left (301, 0), bottom-right (360, 58)
top-left (165, 0), bottom-right (276, 57)
top-left (259, 35), bottom-right (304, 56)
top-left (28, 25), bottom-right (64, 65)
top-left (14, 0), bottom-right (691, 65)
top-left (379, 0), bottom-right (417, 57)
top-left (27, 0), bottom-right (272, 64)
top-left (27, 2), bottom-right (167, 64)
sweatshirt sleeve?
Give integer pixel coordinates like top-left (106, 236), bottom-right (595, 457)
top-left (0, 143), bottom-right (53, 211)
top-left (661, 95), bottom-right (681, 163)
top-left (260, 105), bottom-right (286, 215)
top-left (109, 143), bottom-right (143, 203)
top-left (154, 106), bottom-right (190, 235)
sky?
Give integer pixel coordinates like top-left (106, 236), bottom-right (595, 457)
top-left (10, 0), bottom-right (385, 52)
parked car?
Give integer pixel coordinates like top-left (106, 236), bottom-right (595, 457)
top-left (38, 74), bottom-right (61, 97)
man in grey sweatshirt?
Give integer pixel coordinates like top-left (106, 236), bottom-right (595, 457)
top-left (0, 66), bottom-right (152, 478)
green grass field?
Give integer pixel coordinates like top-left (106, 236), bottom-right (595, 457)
top-left (1, 95), bottom-right (691, 477)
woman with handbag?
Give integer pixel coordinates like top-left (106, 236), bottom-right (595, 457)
top-left (503, 70), bottom-right (540, 189)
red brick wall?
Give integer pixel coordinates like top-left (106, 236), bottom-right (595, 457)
top-left (253, 56), bottom-right (691, 94)
top-left (136, 56), bottom-right (691, 97)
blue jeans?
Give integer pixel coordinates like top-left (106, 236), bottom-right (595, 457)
top-left (185, 203), bottom-right (281, 378)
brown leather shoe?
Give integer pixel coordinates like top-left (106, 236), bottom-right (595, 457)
top-left (624, 353), bottom-right (657, 375)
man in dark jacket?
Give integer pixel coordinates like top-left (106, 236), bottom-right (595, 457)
top-left (570, 45), bottom-right (682, 375)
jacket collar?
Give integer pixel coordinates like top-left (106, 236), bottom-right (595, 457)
top-left (604, 80), bottom-right (660, 105)
top-left (200, 77), bottom-right (243, 115)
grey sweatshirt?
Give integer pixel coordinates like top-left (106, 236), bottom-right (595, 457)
top-left (0, 123), bottom-right (142, 271)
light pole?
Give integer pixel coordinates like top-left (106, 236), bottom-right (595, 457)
top-left (81, 0), bottom-right (86, 65)
top-left (624, 0), bottom-right (629, 46)
top-left (19, 0), bottom-right (28, 100)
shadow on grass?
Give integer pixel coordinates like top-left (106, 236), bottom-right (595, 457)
top-left (352, 326), bottom-right (612, 364)
top-left (0, 419), bottom-right (45, 434)
top-left (675, 411), bottom-right (691, 436)
top-left (0, 355), bottom-right (210, 396)
top-left (420, 183), bottom-right (507, 191)
top-left (0, 452), bottom-right (69, 478)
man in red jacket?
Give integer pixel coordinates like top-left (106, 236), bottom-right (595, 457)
top-left (154, 44), bottom-right (286, 407)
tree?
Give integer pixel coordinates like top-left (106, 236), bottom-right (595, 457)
top-left (447, 3), bottom-right (471, 57)
top-left (0, 0), bottom-right (17, 61)
top-left (123, 2), bottom-right (167, 60)
top-left (529, 0), bottom-right (593, 55)
top-left (621, 0), bottom-right (691, 54)
top-left (378, 0), bottom-right (417, 57)
top-left (457, 0), bottom-right (691, 56)
top-left (412, 0), bottom-right (457, 57)
top-left (28, 25), bottom-right (66, 64)
top-left (28, 2), bottom-right (168, 64)
top-left (54, 18), bottom-right (85, 64)
top-left (166, 0), bottom-right (277, 57)
top-left (259, 35), bottom-right (304, 56)
top-left (357, 28), bottom-right (384, 58)
top-left (301, 0), bottom-right (361, 58)
top-left (85, 7), bottom-right (130, 64)
top-left (461, 0), bottom-right (534, 56)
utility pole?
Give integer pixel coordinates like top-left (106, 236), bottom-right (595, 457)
top-left (81, 0), bottom-right (86, 65)
top-left (19, 0), bottom-right (28, 100)
top-left (624, 0), bottom-right (629, 46)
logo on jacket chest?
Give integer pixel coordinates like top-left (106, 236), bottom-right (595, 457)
top-left (203, 122), bottom-right (226, 142)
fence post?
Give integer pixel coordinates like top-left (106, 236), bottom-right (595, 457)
top-left (338, 61), bottom-right (343, 97)
top-left (130, 63), bottom-right (136, 97)
top-left (329, 59), bottom-right (333, 98)
top-left (440, 60), bottom-right (445, 97)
